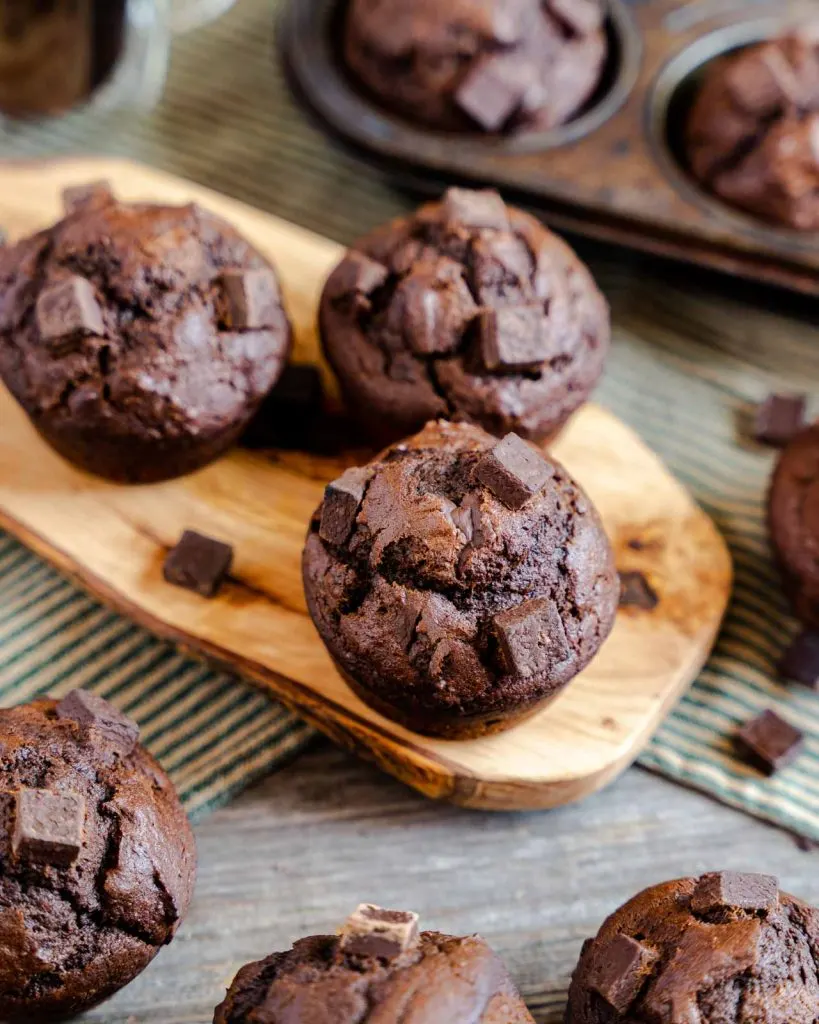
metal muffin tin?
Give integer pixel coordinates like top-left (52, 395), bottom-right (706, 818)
top-left (280, 0), bottom-right (819, 296)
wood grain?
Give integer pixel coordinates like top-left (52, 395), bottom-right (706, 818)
top-left (0, 157), bottom-right (732, 810)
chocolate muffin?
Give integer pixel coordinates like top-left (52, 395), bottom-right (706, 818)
top-left (0, 183), bottom-right (291, 482)
top-left (320, 188), bottom-right (610, 446)
top-left (0, 690), bottom-right (196, 1022)
top-left (344, 0), bottom-right (607, 134)
top-left (214, 903), bottom-right (534, 1022)
top-left (768, 423), bottom-right (819, 627)
top-left (302, 419), bottom-right (618, 738)
top-left (686, 28), bottom-right (819, 229)
top-left (566, 872), bottom-right (819, 1024)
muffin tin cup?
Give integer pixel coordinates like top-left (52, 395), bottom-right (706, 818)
top-left (279, 0), bottom-right (819, 297)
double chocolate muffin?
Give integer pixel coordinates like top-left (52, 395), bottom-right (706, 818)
top-left (566, 872), bottom-right (819, 1024)
top-left (0, 690), bottom-right (196, 1021)
top-left (214, 903), bottom-right (534, 1022)
top-left (686, 28), bottom-right (819, 229)
top-left (320, 188), bottom-right (610, 446)
top-left (302, 420), bottom-right (618, 738)
top-left (0, 182), bottom-right (291, 482)
top-left (344, 0), bottom-right (607, 133)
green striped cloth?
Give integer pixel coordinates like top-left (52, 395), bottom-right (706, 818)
top-left (1, 0), bottom-right (817, 836)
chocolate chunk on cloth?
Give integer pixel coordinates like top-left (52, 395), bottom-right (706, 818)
top-left (319, 467), bottom-right (371, 546)
top-left (35, 276), bottom-right (105, 343)
top-left (691, 871), bottom-right (779, 914)
top-left (12, 789), bottom-right (85, 867)
top-left (735, 709), bottom-right (804, 775)
top-left (339, 904), bottom-right (420, 959)
top-left (476, 432), bottom-right (553, 509)
top-left (779, 629), bottom-right (819, 688)
top-left (163, 530), bottom-right (234, 598)
top-left (620, 570), bottom-right (659, 610)
top-left (754, 393), bottom-right (806, 446)
top-left (56, 688), bottom-right (140, 756)
top-left (589, 934), bottom-right (658, 1014)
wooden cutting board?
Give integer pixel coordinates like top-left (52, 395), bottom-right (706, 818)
top-left (0, 157), bottom-right (732, 810)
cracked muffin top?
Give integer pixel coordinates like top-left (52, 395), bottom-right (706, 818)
top-left (0, 691), bottom-right (196, 1022)
top-left (214, 903), bottom-right (534, 1023)
top-left (344, 0), bottom-right (607, 134)
top-left (566, 872), bottom-right (819, 1024)
top-left (686, 28), bottom-right (819, 229)
top-left (302, 420), bottom-right (618, 738)
top-left (0, 183), bottom-right (291, 482)
top-left (319, 188), bottom-right (610, 447)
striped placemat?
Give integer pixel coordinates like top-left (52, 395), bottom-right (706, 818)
top-left (0, 0), bottom-right (817, 837)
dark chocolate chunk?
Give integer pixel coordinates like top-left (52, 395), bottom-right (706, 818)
top-left (590, 934), bottom-right (658, 1014)
top-left (219, 269), bottom-right (281, 330)
top-left (480, 305), bottom-right (549, 372)
top-left (327, 251), bottom-right (389, 301)
top-left (779, 629), bottom-right (819, 689)
top-left (725, 48), bottom-right (799, 115)
top-left (753, 393), bottom-right (806, 446)
top-left (455, 55), bottom-right (528, 132)
top-left (163, 530), bottom-right (234, 598)
top-left (339, 904), bottom-right (420, 960)
top-left (476, 433), bottom-right (553, 509)
top-left (62, 180), bottom-right (115, 215)
top-left (56, 689), bottom-right (140, 756)
top-left (619, 571), bottom-right (659, 610)
top-left (441, 188), bottom-right (509, 232)
top-left (35, 276), bottom-right (105, 344)
top-left (240, 364), bottom-right (324, 450)
top-left (691, 871), bottom-right (779, 914)
top-left (470, 234), bottom-right (534, 303)
top-left (319, 467), bottom-right (371, 546)
top-left (396, 266), bottom-right (477, 355)
top-left (546, 0), bottom-right (603, 35)
top-left (493, 597), bottom-right (570, 677)
top-left (12, 788), bottom-right (85, 867)
top-left (735, 709), bottom-right (804, 775)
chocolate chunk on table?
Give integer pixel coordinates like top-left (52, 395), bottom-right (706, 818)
top-left (241, 364), bottom-right (324, 450)
top-left (779, 629), bottom-right (819, 688)
top-left (339, 904), bottom-right (420, 960)
top-left (753, 393), bottom-right (806, 446)
top-left (619, 571), bottom-right (659, 610)
top-left (12, 788), bottom-right (85, 867)
top-left (163, 530), bottom-right (234, 598)
top-left (319, 467), bottom-right (371, 546)
top-left (56, 689), bottom-right (140, 756)
top-left (590, 934), bottom-right (658, 1014)
top-left (441, 187), bottom-right (509, 232)
top-left (35, 276), bottom-right (105, 345)
top-left (219, 269), bottom-right (281, 330)
top-left (690, 871), bottom-right (779, 914)
top-left (735, 709), bottom-right (804, 775)
top-left (493, 597), bottom-right (570, 677)
top-left (476, 433), bottom-right (553, 509)
top-left (62, 180), bottom-right (115, 214)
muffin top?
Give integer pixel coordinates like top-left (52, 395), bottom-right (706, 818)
top-left (214, 904), bottom-right (534, 1023)
top-left (0, 188), bottom-right (291, 446)
top-left (320, 188), bottom-right (610, 444)
top-left (344, 0), bottom-right (607, 133)
top-left (0, 691), bottom-right (196, 1021)
top-left (686, 28), bottom-right (819, 229)
top-left (566, 872), bottom-right (819, 1024)
top-left (302, 420), bottom-right (618, 732)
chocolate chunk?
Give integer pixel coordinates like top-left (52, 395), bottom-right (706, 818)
top-left (163, 529), bottom-right (234, 598)
top-left (395, 265), bottom-right (477, 355)
top-left (476, 433), bottom-right (553, 509)
top-left (493, 597), bottom-right (570, 677)
top-left (590, 934), bottom-right (658, 1014)
top-left (455, 54), bottom-right (528, 132)
top-left (327, 251), bottom-right (389, 300)
top-left (339, 904), bottom-right (420, 960)
top-left (241, 364), bottom-right (324, 450)
top-left (619, 571), bottom-right (659, 610)
top-left (480, 305), bottom-right (549, 372)
top-left (441, 188), bottom-right (509, 232)
top-left (56, 689), bottom-right (140, 756)
top-left (219, 269), bottom-right (281, 330)
top-left (753, 393), bottom-right (806, 446)
top-left (726, 47), bottom-right (799, 115)
top-left (546, 0), bottom-right (603, 35)
top-left (319, 467), bottom-right (371, 546)
top-left (12, 788), bottom-right (85, 866)
top-left (62, 180), bottom-right (115, 214)
top-left (779, 629), bottom-right (819, 689)
top-left (470, 234), bottom-right (534, 305)
top-left (691, 872), bottom-right (779, 914)
top-left (35, 276), bottom-right (105, 345)
top-left (735, 709), bottom-right (804, 775)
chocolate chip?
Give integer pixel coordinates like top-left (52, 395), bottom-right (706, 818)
top-left (163, 530), bottom-right (234, 598)
top-left (56, 689), bottom-right (140, 756)
top-left (455, 54), bottom-right (528, 132)
top-left (753, 393), bottom-right (806, 446)
top-left (619, 571), bottom-right (659, 610)
top-left (546, 0), bottom-right (603, 35)
top-left (441, 188), bottom-right (509, 232)
top-left (691, 872), bottom-right (779, 914)
top-left (395, 265), bottom-right (477, 355)
top-left (735, 709), bottom-right (804, 775)
top-left (327, 251), bottom-right (389, 301)
top-left (480, 305), bottom-right (549, 372)
top-left (219, 269), bottom-right (281, 330)
top-left (493, 597), bottom-right (570, 677)
top-left (339, 904), bottom-right (420, 960)
top-left (476, 433), bottom-right (553, 509)
top-left (36, 276), bottom-right (105, 345)
top-left (779, 630), bottom-right (819, 689)
top-left (590, 934), bottom-right (658, 1014)
top-left (12, 789), bottom-right (85, 867)
top-left (241, 364), bottom-right (324, 450)
top-left (62, 180), bottom-right (114, 214)
top-left (319, 467), bottom-right (371, 546)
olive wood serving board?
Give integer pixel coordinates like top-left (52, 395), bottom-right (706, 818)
top-left (0, 157), bottom-right (732, 810)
